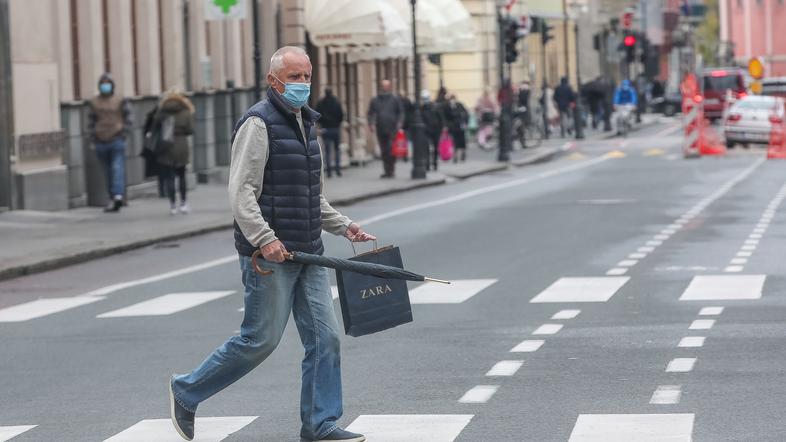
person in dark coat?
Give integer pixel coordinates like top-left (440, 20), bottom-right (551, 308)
top-left (367, 79), bottom-right (404, 178)
top-left (399, 92), bottom-right (415, 162)
top-left (442, 94), bottom-right (469, 162)
top-left (153, 90), bottom-right (195, 215)
top-left (419, 89), bottom-right (444, 171)
top-left (315, 88), bottom-right (344, 177)
top-left (553, 76), bottom-right (576, 137)
top-left (141, 104), bottom-right (166, 197)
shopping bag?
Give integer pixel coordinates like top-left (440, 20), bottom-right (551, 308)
top-left (392, 129), bottom-right (409, 159)
top-left (336, 245), bottom-right (413, 337)
top-left (439, 129), bottom-right (454, 161)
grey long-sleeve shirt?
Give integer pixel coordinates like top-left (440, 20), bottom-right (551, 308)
top-left (228, 113), bottom-right (352, 248)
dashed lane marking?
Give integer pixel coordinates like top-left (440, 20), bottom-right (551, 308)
top-left (0, 297), bottom-right (105, 323)
top-left (102, 416), bottom-right (257, 442)
top-left (346, 415), bottom-right (473, 442)
top-left (689, 319), bottom-right (715, 330)
top-left (666, 358), bottom-right (697, 373)
top-left (532, 324), bottom-right (563, 335)
top-left (650, 385), bottom-right (682, 405)
top-left (458, 385), bottom-right (499, 404)
top-left (510, 340), bottom-right (544, 353)
top-left (678, 337), bottom-right (705, 348)
top-left (485, 360), bottom-right (524, 377)
top-left (568, 413), bottom-right (693, 441)
top-left (698, 306), bottom-right (724, 316)
top-left (97, 291), bottom-right (235, 318)
top-left (552, 309), bottom-right (581, 320)
top-left (679, 275), bottom-right (766, 301)
top-left (530, 277), bottom-right (630, 303)
top-left (0, 425), bottom-right (36, 442)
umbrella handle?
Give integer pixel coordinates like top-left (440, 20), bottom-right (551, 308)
top-left (251, 250), bottom-right (294, 276)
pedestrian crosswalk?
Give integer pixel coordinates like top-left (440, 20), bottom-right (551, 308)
top-left (345, 415), bottom-right (474, 442)
top-left (0, 296), bottom-right (104, 323)
top-left (96, 291), bottom-right (236, 318)
top-left (568, 413), bottom-right (694, 442)
top-left (103, 416), bottom-right (256, 442)
top-left (0, 425), bottom-right (36, 442)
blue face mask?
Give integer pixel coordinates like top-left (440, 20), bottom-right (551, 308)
top-left (273, 75), bottom-right (310, 108)
top-left (99, 83), bottom-right (113, 95)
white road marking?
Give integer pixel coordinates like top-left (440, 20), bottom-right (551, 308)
top-left (617, 260), bottom-right (638, 267)
top-left (84, 256), bottom-right (238, 297)
top-left (689, 319), bottom-right (715, 330)
top-left (699, 306), bottom-right (724, 316)
top-left (568, 413), bottom-right (694, 441)
top-left (0, 297), bottom-right (105, 323)
top-left (753, 228), bottom-right (766, 234)
top-left (744, 239), bottom-right (759, 245)
top-left (629, 253), bottom-right (647, 259)
top-left (638, 246), bottom-right (655, 253)
top-left (678, 337), bottom-right (705, 348)
top-left (679, 275), bottom-right (766, 300)
top-left (724, 265), bottom-right (744, 273)
top-left (97, 291), bottom-right (235, 318)
top-left (102, 416), bottom-right (257, 442)
top-left (650, 385), bottom-right (682, 405)
top-left (730, 258), bottom-right (748, 265)
top-left (510, 339), bottom-right (544, 353)
top-left (666, 358), bottom-right (697, 372)
top-left (358, 154), bottom-right (612, 226)
top-left (606, 268), bottom-right (628, 276)
top-left (749, 233), bottom-right (763, 239)
top-left (0, 426), bottom-right (36, 442)
top-left (458, 385), bottom-right (499, 403)
top-left (736, 251), bottom-right (753, 257)
top-left (409, 279), bottom-right (497, 304)
top-left (485, 360), bottom-right (524, 377)
top-left (654, 234), bottom-right (670, 241)
top-left (530, 277), bottom-right (630, 303)
top-left (646, 240), bottom-right (662, 246)
top-left (346, 415), bottom-right (473, 442)
top-left (552, 309), bottom-right (581, 320)
top-left (532, 324), bottom-right (563, 335)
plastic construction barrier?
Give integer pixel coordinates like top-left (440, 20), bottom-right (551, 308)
top-left (768, 120), bottom-right (786, 159)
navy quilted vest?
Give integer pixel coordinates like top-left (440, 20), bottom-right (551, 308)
top-left (231, 88), bottom-right (323, 256)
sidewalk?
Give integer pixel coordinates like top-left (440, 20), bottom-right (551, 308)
top-left (0, 129), bottom-right (601, 281)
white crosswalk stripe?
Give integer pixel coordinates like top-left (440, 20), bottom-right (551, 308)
top-left (0, 425), bottom-right (36, 442)
top-left (97, 291), bottom-right (236, 318)
top-left (0, 297), bottom-right (105, 323)
top-left (346, 415), bottom-right (473, 442)
top-left (530, 277), bottom-right (630, 303)
top-left (679, 275), bottom-right (766, 301)
top-left (102, 416), bottom-right (257, 441)
top-left (569, 413), bottom-right (694, 441)
top-left (408, 279), bottom-right (498, 304)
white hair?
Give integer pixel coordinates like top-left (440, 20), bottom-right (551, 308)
top-left (269, 46), bottom-right (309, 74)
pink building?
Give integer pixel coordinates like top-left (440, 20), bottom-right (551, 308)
top-left (721, 0), bottom-right (786, 76)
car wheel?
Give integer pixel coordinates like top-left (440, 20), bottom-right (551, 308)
top-left (726, 140), bottom-right (736, 149)
top-left (664, 104), bottom-right (677, 117)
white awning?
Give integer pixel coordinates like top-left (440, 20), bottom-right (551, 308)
top-left (304, 0), bottom-right (410, 50)
top-left (389, 0), bottom-right (476, 54)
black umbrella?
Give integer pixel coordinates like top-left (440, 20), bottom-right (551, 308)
top-left (251, 250), bottom-right (450, 284)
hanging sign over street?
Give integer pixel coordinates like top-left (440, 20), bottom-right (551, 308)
top-left (204, 0), bottom-right (247, 21)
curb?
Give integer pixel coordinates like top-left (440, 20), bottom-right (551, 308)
top-left (0, 148), bottom-right (562, 281)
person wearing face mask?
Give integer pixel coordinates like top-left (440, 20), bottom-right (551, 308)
top-left (87, 72), bottom-right (132, 212)
top-left (168, 46), bottom-right (374, 442)
top-left (367, 79), bottom-right (404, 178)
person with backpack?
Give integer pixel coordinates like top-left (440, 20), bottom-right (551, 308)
top-left (153, 90), bottom-right (195, 215)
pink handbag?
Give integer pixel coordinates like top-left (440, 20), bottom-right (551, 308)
top-left (439, 129), bottom-right (454, 161)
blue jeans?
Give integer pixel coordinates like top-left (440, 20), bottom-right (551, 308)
top-left (95, 138), bottom-right (126, 198)
top-left (322, 127), bottom-right (341, 175)
top-left (171, 256), bottom-right (343, 440)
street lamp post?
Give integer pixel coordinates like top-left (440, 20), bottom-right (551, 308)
top-left (410, 0), bottom-right (428, 179)
top-left (251, 0), bottom-right (262, 101)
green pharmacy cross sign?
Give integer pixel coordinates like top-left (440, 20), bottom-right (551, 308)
top-left (214, 0), bottom-right (238, 14)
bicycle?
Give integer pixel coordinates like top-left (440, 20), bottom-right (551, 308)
top-left (514, 106), bottom-right (543, 149)
top-left (614, 104), bottom-right (636, 137)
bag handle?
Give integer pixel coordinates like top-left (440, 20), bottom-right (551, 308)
top-left (348, 237), bottom-right (379, 257)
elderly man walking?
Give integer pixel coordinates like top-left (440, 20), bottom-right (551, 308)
top-left (169, 46), bottom-right (374, 442)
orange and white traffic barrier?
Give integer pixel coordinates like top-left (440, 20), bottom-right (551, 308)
top-left (767, 118), bottom-right (786, 159)
top-left (682, 95), bottom-right (701, 158)
top-left (680, 73), bottom-right (726, 158)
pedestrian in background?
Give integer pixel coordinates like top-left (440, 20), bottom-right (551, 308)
top-left (443, 94), bottom-right (469, 162)
top-left (88, 72), bottom-right (132, 213)
top-left (475, 89), bottom-right (497, 150)
top-left (169, 46), bottom-right (374, 442)
top-left (315, 87), bottom-right (344, 177)
top-left (517, 80), bottom-right (531, 124)
top-left (367, 79), bottom-right (404, 178)
top-left (553, 76), bottom-right (576, 138)
top-left (154, 89), bottom-right (195, 215)
top-left (399, 91), bottom-right (415, 163)
top-left (420, 89), bottom-right (443, 171)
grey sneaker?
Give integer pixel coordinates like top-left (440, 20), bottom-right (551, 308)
top-left (309, 428), bottom-right (365, 442)
top-left (169, 379), bottom-right (195, 441)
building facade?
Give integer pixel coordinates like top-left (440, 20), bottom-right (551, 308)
top-left (720, 0), bottom-right (786, 76)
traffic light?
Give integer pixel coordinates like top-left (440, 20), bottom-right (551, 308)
top-left (504, 17), bottom-right (524, 64)
top-left (622, 31), bottom-right (636, 63)
top-left (540, 19), bottom-right (554, 45)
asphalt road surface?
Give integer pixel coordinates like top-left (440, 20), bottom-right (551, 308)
top-left (3, 119), bottom-right (786, 441)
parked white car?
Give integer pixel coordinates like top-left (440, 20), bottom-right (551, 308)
top-left (723, 95), bottom-right (785, 148)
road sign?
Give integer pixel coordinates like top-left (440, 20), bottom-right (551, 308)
top-left (622, 11), bottom-right (633, 29)
top-left (748, 57), bottom-right (764, 80)
top-left (750, 80), bottom-right (763, 95)
top-left (204, 0), bottom-right (246, 21)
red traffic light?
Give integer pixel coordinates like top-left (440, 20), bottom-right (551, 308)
top-left (623, 35), bottom-right (636, 47)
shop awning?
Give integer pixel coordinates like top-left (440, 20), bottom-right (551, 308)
top-left (304, 0), bottom-right (410, 50)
